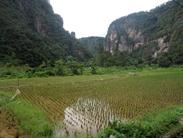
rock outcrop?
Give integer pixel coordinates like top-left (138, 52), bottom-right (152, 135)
top-left (105, 0), bottom-right (183, 62)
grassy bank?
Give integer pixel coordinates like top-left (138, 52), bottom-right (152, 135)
top-left (99, 105), bottom-right (183, 138)
top-left (0, 92), bottom-right (53, 138)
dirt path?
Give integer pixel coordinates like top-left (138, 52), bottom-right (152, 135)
top-left (0, 108), bottom-right (30, 138)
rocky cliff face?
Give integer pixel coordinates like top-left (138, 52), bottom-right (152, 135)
top-left (106, 16), bottom-right (146, 54)
top-left (0, 0), bottom-right (87, 67)
top-left (7, 0), bottom-right (63, 38)
top-left (105, 0), bottom-right (183, 62)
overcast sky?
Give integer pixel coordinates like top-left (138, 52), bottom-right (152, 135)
top-left (50, 0), bottom-right (170, 38)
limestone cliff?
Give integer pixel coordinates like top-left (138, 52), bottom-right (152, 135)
top-left (105, 0), bottom-right (183, 63)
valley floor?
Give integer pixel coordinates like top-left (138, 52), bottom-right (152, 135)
top-left (0, 67), bottom-right (183, 137)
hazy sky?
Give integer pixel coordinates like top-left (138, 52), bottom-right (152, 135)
top-left (50, 0), bottom-right (170, 38)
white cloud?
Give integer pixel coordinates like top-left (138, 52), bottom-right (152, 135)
top-left (50, 0), bottom-right (170, 38)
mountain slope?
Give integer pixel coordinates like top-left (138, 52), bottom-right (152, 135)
top-left (105, 0), bottom-right (183, 66)
top-left (0, 0), bottom-right (87, 67)
top-left (79, 37), bottom-right (105, 56)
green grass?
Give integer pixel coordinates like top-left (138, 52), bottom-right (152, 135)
top-left (99, 105), bottom-right (183, 138)
top-left (0, 67), bottom-right (183, 121)
top-left (0, 92), bottom-right (53, 138)
top-left (163, 124), bottom-right (183, 138)
top-left (0, 66), bottom-right (29, 78)
top-left (0, 92), bottom-right (182, 137)
top-left (0, 67), bottom-right (183, 137)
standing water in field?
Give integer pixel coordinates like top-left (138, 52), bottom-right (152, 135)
top-left (54, 98), bottom-right (120, 137)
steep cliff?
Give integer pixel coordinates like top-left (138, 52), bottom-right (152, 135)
top-left (0, 0), bottom-right (86, 67)
top-left (105, 0), bottom-right (183, 65)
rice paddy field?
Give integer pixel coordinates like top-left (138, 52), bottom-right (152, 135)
top-left (0, 68), bottom-right (183, 122)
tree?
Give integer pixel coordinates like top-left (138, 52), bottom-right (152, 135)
top-left (158, 53), bottom-right (172, 67)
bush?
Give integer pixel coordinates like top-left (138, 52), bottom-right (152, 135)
top-left (66, 60), bottom-right (84, 75)
top-left (99, 105), bottom-right (183, 138)
top-left (158, 53), bottom-right (172, 67)
top-left (54, 60), bottom-right (65, 76)
top-left (91, 66), bottom-right (97, 74)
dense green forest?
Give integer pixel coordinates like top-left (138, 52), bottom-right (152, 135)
top-left (0, 0), bottom-right (91, 67)
top-left (79, 37), bottom-right (105, 56)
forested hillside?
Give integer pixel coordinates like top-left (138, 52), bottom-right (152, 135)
top-left (0, 0), bottom-right (182, 68)
top-left (79, 37), bottom-right (105, 56)
top-left (103, 0), bottom-right (183, 67)
top-left (0, 0), bottom-right (90, 67)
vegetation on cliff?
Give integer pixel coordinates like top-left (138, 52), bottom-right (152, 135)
top-left (103, 0), bottom-right (183, 67)
top-left (79, 37), bottom-right (105, 56)
top-left (0, 0), bottom-right (90, 67)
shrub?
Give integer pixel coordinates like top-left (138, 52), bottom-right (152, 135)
top-left (99, 106), bottom-right (183, 138)
top-left (158, 53), bottom-right (172, 67)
